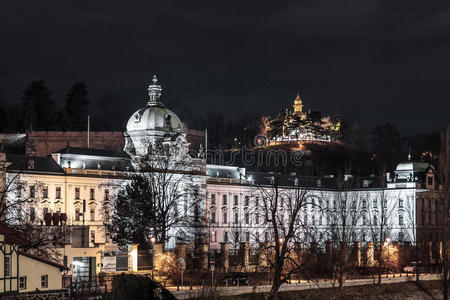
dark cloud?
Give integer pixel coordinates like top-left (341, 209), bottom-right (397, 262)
top-left (1, 0), bottom-right (449, 133)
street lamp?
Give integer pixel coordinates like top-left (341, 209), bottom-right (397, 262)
top-left (151, 236), bottom-right (156, 280)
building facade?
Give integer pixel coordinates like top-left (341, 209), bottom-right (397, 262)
top-left (0, 76), bottom-right (442, 281)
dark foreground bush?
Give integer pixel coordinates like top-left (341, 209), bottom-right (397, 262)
top-left (104, 273), bottom-right (176, 300)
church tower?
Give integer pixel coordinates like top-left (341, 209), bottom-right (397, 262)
top-left (293, 92), bottom-right (303, 115)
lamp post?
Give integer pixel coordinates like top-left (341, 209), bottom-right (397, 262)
top-left (179, 257), bottom-right (185, 290)
top-left (150, 236), bottom-right (156, 280)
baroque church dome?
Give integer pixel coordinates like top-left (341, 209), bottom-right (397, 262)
top-left (123, 75), bottom-right (188, 157)
top-left (126, 75), bottom-right (183, 134)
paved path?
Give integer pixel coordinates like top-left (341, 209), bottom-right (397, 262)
top-left (170, 274), bottom-right (441, 299)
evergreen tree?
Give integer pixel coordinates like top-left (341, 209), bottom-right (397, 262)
top-left (65, 81), bottom-right (89, 130)
top-left (21, 80), bottom-right (55, 131)
top-left (105, 175), bottom-right (155, 246)
top-left (267, 110), bottom-right (287, 139)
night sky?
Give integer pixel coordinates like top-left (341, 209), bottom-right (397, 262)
top-left (1, 0), bottom-right (449, 133)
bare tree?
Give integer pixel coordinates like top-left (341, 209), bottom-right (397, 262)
top-left (253, 175), bottom-right (312, 300)
top-left (366, 189), bottom-right (396, 285)
top-left (104, 140), bottom-right (197, 247)
top-left (324, 177), bottom-right (365, 289)
top-left (0, 154), bottom-right (61, 259)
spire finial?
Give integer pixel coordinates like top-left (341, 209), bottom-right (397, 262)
top-left (147, 74), bottom-right (162, 105)
top-left (408, 146), bottom-right (412, 161)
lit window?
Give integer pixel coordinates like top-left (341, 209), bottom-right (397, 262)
top-left (41, 275), bottom-right (48, 288)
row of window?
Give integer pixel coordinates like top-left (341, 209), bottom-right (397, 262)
top-left (17, 186), bottom-right (110, 201)
top-left (16, 206), bottom-right (96, 222)
top-left (420, 197), bottom-right (439, 210)
top-left (210, 193), bottom-right (411, 211)
top-left (210, 194), bottom-right (251, 206)
top-left (19, 275), bottom-right (48, 289)
top-left (210, 211), bottom-right (407, 226)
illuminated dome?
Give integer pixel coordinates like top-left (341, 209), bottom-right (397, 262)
top-left (124, 75), bottom-right (187, 156)
top-left (126, 76), bottom-right (183, 134)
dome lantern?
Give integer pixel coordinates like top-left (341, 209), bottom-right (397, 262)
top-left (147, 75), bottom-right (162, 106)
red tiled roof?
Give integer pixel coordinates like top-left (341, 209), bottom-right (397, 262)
top-left (18, 251), bottom-right (69, 271)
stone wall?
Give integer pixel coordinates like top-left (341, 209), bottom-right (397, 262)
top-left (24, 129), bottom-right (205, 157)
top-left (26, 131), bottom-right (125, 156)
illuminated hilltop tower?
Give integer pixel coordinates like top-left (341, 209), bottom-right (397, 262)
top-left (293, 92), bottom-right (304, 116)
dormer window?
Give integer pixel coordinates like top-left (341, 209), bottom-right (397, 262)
top-left (134, 113), bottom-right (141, 122)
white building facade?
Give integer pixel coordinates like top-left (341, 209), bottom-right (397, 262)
top-left (2, 76), bottom-right (440, 280)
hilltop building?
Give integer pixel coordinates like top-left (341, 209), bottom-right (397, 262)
top-left (264, 93), bottom-right (341, 147)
